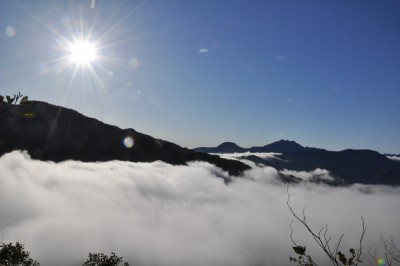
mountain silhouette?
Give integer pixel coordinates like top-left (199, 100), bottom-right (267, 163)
top-left (262, 148), bottom-right (400, 185)
top-left (194, 141), bottom-right (400, 185)
top-left (194, 142), bottom-right (247, 153)
top-left (194, 139), bottom-right (304, 153)
top-left (1, 101), bottom-right (399, 185)
top-left (0, 101), bottom-right (250, 177)
top-left (249, 139), bottom-right (304, 153)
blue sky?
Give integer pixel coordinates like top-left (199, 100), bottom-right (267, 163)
top-left (0, 0), bottom-right (399, 153)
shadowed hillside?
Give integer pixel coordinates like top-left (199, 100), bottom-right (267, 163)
top-left (0, 101), bottom-right (250, 177)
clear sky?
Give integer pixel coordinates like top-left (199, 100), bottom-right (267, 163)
top-left (0, 0), bottom-right (399, 153)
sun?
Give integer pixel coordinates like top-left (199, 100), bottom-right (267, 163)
top-left (67, 40), bottom-right (98, 65)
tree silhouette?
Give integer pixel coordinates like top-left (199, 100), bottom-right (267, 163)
top-left (0, 242), bottom-right (40, 266)
top-left (0, 92), bottom-right (30, 107)
top-left (82, 252), bottom-right (130, 266)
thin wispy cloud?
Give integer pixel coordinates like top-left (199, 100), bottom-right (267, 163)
top-left (198, 48), bottom-right (209, 54)
top-left (0, 151), bottom-right (399, 266)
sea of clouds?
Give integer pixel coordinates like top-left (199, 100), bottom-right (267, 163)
top-left (0, 151), bottom-right (399, 266)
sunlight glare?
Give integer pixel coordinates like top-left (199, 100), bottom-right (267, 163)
top-left (68, 40), bottom-right (98, 65)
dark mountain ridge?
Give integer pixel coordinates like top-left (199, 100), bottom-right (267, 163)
top-left (0, 101), bottom-right (250, 177)
top-left (195, 142), bottom-right (247, 154)
top-left (194, 139), bottom-right (304, 153)
top-left (267, 148), bottom-right (400, 185)
top-left (1, 101), bottom-right (399, 186)
top-left (249, 139), bottom-right (305, 153)
top-left (194, 141), bottom-right (400, 186)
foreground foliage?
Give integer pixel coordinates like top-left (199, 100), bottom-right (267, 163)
top-left (0, 242), bottom-right (40, 266)
top-left (0, 243), bottom-right (130, 266)
top-left (0, 92), bottom-right (29, 106)
top-left (287, 187), bottom-right (399, 266)
top-left (82, 252), bottom-right (130, 266)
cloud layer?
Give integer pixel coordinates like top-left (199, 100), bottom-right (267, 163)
top-left (388, 156), bottom-right (400, 161)
top-left (0, 151), bottom-right (399, 266)
top-left (280, 168), bottom-right (335, 181)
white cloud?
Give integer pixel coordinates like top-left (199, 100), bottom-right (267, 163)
top-left (0, 151), bottom-right (399, 266)
top-left (216, 152), bottom-right (283, 168)
top-left (280, 168), bottom-right (335, 182)
top-left (387, 156), bottom-right (400, 161)
top-left (217, 152), bottom-right (282, 160)
top-left (198, 48), bottom-right (208, 54)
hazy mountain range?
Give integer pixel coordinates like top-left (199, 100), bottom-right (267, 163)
top-left (194, 140), bottom-right (305, 153)
top-left (1, 101), bottom-right (399, 186)
top-left (194, 141), bottom-right (400, 185)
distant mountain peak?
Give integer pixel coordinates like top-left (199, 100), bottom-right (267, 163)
top-left (249, 139), bottom-right (304, 153)
top-left (217, 142), bottom-right (241, 148)
top-left (194, 139), bottom-right (304, 154)
top-left (277, 139), bottom-right (298, 143)
top-left (194, 142), bottom-right (246, 154)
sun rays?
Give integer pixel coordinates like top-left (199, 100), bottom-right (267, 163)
top-left (12, 0), bottom-right (146, 110)
top-left (67, 40), bottom-right (99, 66)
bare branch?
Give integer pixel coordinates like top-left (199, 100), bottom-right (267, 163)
top-left (302, 205), bottom-right (308, 222)
top-left (334, 234), bottom-right (344, 259)
top-left (287, 186), bottom-right (339, 266)
top-left (287, 186), bottom-right (368, 266)
top-left (290, 221), bottom-right (298, 247)
top-left (367, 247), bottom-right (378, 266)
top-left (385, 252), bottom-right (394, 266)
top-left (381, 234), bottom-right (400, 264)
top-left (390, 236), bottom-right (400, 254)
top-left (355, 217), bottom-right (366, 264)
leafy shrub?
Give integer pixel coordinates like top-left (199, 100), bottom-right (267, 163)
top-left (82, 252), bottom-right (130, 266)
top-left (0, 242), bottom-right (40, 266)
top-left (0, 92), bottom-right (30, 107)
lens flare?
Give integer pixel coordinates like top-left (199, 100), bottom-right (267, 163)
top-left (123, 136), bottom-right (134, 148)
top-left (377, 258), bottom-right (385, 265)
top-left (5, 26), bottom-right (16, 37)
